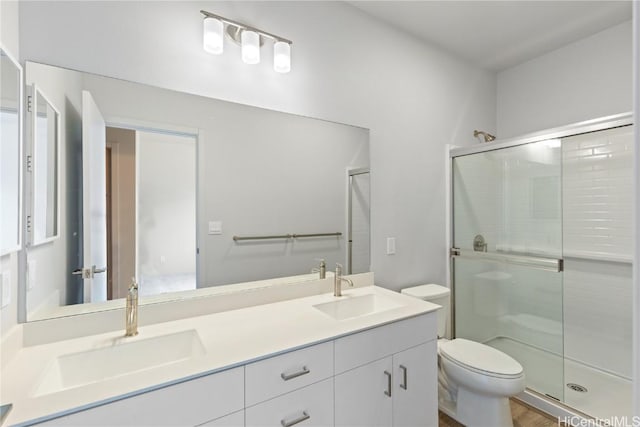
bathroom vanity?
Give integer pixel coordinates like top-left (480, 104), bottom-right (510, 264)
top-left (1, 281), bottom-right (439, 426)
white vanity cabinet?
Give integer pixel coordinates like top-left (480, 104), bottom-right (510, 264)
top-left (334, 315), bottom-right (438, 427)
top-left (34, 367), bottom-right (244, 427)
top-left (28, 313), bottom-right (437, 427)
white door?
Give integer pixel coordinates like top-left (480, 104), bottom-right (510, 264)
top-left (335, 357), bottom-right (393, 427)
top-left (81, 90), bottom-right (107, 302)
top-left (392, 341), bottom-right (438, 427)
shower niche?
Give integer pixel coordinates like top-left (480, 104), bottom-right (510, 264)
top-left (449, 115), bottom-right (633, 420)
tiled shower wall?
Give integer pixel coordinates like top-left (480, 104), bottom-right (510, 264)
top-left (562, 126), bottom-right (633, 379)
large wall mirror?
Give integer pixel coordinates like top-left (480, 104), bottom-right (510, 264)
top-left (0, 48), bottom-right (23, 256)
top-left (24, 61), bottom-right (370, 321)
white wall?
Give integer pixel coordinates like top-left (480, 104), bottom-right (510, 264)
top-left (0, 0), bottom-right (20, 336)
top-left (137, 131), bottom-right (196, 283)
top-left (497, 20), bottom-right (632, 138)
top-left (18, 1), bottom-right (496, 293)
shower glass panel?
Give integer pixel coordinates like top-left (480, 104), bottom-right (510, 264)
top-left (452, 140), bottom-right (564, 401)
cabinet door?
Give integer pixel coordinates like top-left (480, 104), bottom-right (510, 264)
top-left (392, 341), bottom-right (438, 427)
top-left (335, 357), bottom-right (393, 427)
top-left (246, 378), bottom-right (333, 427)
top-left (34, 367), bottom-right (244, 426)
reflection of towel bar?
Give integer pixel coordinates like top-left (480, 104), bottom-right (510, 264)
top-left (233, 232), bottom-right (342, 241)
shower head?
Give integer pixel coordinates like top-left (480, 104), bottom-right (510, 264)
top-left (474, 130), bottom-right (496, 142)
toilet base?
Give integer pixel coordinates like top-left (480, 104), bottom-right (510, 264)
top-left (439, 386), bottom-right (514, 427)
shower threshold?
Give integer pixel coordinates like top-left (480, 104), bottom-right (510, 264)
top-left (486, 336), bottom-right (631, 421)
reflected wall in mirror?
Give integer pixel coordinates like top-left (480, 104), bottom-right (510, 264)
top-left (28, 86), bottom-right (60, 246)
top-left (0, 49), bottom-right (23, 255)
top-left (24, 61), bottom-right (370, 321)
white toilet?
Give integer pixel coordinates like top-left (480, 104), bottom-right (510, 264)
top-left (401, 284), bottom-right (525, 427)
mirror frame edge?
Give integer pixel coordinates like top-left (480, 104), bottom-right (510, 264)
top-left (0, 44), bottom-right (24, 256)
top-left (0, 43), bottom-right (27, 324)
top-left (26, 83), bottom-right (62, 248)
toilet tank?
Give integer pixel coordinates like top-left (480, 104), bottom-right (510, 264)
top-left (401, 284), bottom-right (450, 338)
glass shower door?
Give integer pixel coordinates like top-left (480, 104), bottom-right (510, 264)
top-left (451, 140), bottom-right (564, 401)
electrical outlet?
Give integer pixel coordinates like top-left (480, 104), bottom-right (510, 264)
top-left (1, 271), bottom-right (11, 308)
top-left (386, 237), bottom-right (396, 255)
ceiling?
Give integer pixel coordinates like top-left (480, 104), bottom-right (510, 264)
top-left (348, 1), bottom-right (633, 71)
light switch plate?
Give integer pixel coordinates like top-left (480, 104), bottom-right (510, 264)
top-left (1, 271), bottom-right (11, 308)
top-left (208, 221), bottom-right (222, 235)
top-left (386, 237), bottom-right (396, 255)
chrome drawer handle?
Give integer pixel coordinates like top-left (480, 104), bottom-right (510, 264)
top-left (384, 370), bottom-right (392, 397)
top-left (281, 411), bottom-right (310, 427)
top-left (400, 365), bottom-right (407, 390)
top-left (281, 366), bottom-right (310, 381)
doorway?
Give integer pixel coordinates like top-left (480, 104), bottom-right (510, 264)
top-left (105, 126), bottom-right (197, 299)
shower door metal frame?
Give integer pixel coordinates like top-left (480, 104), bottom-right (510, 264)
top-left (447, 111), bottom-right (633, 421)
top-left (448, 112), bottom-right (632, 335)
top-left (450, 112), bottom-right (632, 158)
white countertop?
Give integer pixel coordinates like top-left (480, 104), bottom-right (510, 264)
top-left (1, 285), bottom-right (439, 426)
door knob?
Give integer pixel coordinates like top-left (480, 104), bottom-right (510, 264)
top-left (71, 265), bottom-right (106, 279)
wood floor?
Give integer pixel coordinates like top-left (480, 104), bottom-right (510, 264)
top-left (439, 399), bottom-right (559, 427)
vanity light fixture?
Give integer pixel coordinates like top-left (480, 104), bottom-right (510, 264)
top-left (241, 30), bottom-right (260, 65)
top-left (203, 17), bottom-right (224, 54)
top-left (201, 10), bottom-right (292, 73)
top-left (273, 41), bottom-right (291, 73)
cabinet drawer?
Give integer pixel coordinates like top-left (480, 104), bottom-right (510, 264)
top-left (334, 313), bottom-right (435, 374)
top-left (198, 410), bottom-right (244, 427)
top-left (245, 341), bottom-right (333, 406)
top-left (35, 367), bottom-right (244, 426)
top-left (246, 378), bottom-right (333, 427)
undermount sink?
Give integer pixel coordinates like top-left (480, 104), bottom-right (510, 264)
top-left (313, 293), bottom-right (402, 321)
top-left (34, 330), bottom-right (205, 397)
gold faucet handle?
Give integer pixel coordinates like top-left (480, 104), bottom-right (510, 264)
top-left (129, 277), bottom-right (138, 292)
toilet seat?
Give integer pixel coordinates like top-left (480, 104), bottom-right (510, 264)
top-left (439, 338), bottom-right (523, 379)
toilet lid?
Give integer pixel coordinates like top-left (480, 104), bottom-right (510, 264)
top-left (439, 339), bottom-right (523, 379)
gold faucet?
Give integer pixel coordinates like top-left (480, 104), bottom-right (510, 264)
top-left (334, 263), bottom-right (353, 297)
top-left (125, 277), bottom-right (139, 337)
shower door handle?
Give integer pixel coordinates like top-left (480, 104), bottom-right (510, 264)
top-left (450, 248), bottom-right (563, 273)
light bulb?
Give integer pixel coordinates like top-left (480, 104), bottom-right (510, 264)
top-left (241, 30), bottom-right (260, 64)
top-left (273, 41), bottom-right (291, 73)
top-left (203, 18), bottom-right (224, 55)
